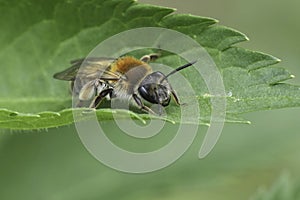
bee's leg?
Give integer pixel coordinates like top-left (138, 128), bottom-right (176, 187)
top-left (171, 89), bottom-right (185, 106)
top-left (140, 53), bottom-right (161, 63)
top-left (74, 80), bottom-right (96, 107)
top-left (76, 100), bottom-right (85, 107)
top-left (89, 88), bottom-right (114, 108)
top-left (70, 81), bottom-right (74, 94)
top-left (78, 81), bottom-right (97, 100)
top-left (132, 94), bottom-right (157, 115)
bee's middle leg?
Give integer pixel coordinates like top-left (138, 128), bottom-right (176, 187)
top-left (89, 88), bottom-right (113, 108)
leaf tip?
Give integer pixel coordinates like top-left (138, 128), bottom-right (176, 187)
top-left (274, 57), bottom-right (281, 63)
top-left (165, 118), bottom-right (176, 124)
top-left (202, 122), bottom-right (211, 127)
top-left (234, 29), bottom-right (250, 43)
top-left (132, 113), bottom-right (147, 124)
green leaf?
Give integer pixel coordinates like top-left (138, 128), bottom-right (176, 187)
top-left (0, 0), bottom-right (299, 130)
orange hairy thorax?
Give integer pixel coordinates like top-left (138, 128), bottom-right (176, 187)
top-left (110, 56), bottom-right (152, 74)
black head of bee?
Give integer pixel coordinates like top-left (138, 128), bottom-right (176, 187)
top-left (138, 71), bottom-right (171, 106)
top-left (138, 61), bottom-right (196, 106)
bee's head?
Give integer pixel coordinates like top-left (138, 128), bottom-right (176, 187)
top-left (138, 72), bottom-right (171, 106)
top-left (138, 61), bottom-right (196, 106)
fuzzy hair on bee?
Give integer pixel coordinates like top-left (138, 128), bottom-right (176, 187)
top-left (53, 53), bottom-right (195, 115)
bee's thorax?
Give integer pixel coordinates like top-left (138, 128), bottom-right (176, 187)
top-left (110, 56), bottom-right (153, 100)
top-left (110, 56), bottom-right (151, 74)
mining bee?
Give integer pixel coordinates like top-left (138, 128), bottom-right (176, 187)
top-left (53, 54), bottom-right (195, 115)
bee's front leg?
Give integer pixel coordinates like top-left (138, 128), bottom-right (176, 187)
top-left (171, 89), bottom-right (183, 106)
top-left (132, 94), bottom-right (157, 115)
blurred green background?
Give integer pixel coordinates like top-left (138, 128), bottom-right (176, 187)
top-left (1, 0), bottom-right (300, 199)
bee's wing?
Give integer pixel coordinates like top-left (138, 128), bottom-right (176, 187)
top-left (53, 57), bottom-right (119, 81)
top-left (53, 62), bottom-right (80, 81)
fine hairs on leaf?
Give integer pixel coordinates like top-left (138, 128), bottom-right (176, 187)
top-left (0, 0), bottom-right (300, 130)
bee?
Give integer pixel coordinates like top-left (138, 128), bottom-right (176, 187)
top-left (53, 54), bottom-right (195, 115)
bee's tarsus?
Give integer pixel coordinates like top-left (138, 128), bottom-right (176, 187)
top-left (171, 89), bottom-right (181, 106)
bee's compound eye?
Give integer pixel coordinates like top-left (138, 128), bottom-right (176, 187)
top-left (138, 84), bottom-right (158, 104)
top-left (138, 84), bottom-right (171, 106)
top-left (138, 85), bottom-right (149, 99)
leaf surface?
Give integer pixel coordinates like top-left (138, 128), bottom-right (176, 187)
top-left (0, 0), bottom-right (299, 130)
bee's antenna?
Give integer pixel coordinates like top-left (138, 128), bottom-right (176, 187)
top-left (160, 60), bottom-right (197, 82)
